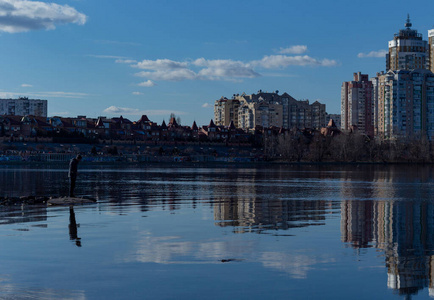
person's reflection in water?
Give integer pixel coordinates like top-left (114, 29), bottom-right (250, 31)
top-left (69, 206), bottom-right (82, 247)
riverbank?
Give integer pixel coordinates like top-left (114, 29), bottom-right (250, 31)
top-left (2, 139), bottom-right (434, 164)
top-left (0, 140), bottom-right (262, 163)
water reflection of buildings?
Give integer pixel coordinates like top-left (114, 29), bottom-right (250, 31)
top-left (214, 197), bottom-right (329, 233)
top-left (340, 170), bottom-right (434, 298)
top-left (212, 168), bottom-right (337, 233)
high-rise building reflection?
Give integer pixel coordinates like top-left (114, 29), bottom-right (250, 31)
top-left (340, 168), bottom-right (434, 298)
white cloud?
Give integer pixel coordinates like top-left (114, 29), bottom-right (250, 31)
top-left (103, 106), bottom-right (186, 117)
top-left (116, 59), bottom-right (138, 64)
top-left (21, 83), bottom-right (32, 87)
top-left (134, 58), bottom-right (259, 81)
top-left (136, 69), bottom-right (197, 81)
top-left (0, 91), bottom-right (88, 98)
top-left (134, 59), bottom-right (188, 70)
top-left (119, 49), bottom-right (336, 84)
top-left (138, 80), bottom-right (155, 87)
top-left (202, 103), bottom-right (211, 108)
top-left (88, 55), bottom-right (128, 60)
top-left (357, 50), bottom-right (387, 58)
top-left (132, 92), bottom-right (143, 95)
top-left (318, 59), bottom-right (338, 67)
top-left (194, 58), bottom-right (260, 79)
top-left (251, 55), bottom-right (338, 69)
top-left (33, 91), bottom-right (88, 98)
top-left (103, 106), bottom-right (140, 115)
top-left (0, 0), bottom-right (87, 33)
top-left (278, 45), bottom-right (308, 54)
top-left (261, 73), bottom-right (299, 78)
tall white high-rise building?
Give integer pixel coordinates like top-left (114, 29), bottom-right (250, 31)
top-left (379, 17), bottom-right (434, 140)
top-left (377, 69), bottom-right (434, 140)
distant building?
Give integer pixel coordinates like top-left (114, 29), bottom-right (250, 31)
top-left (386, 15), bottom-right (429, 72)
top-left (370, 74), bottom-right (382, 135)
top-left (342, 16), bottom-right (434, 140)
top-left (214, 91), bottom-right (327, 131)
top-left (238, 100), bottom-right (283, 130)
top-left (281, 95), bottom-right (326, 130)
top-left (341, 72), bottom-right (375, 136)
top-left (310, 101), bottom-right (327, 129)
top-left (214, 97), bottom-right (240, 127)
top-left (0, 97), bottom-right (47, 117)
top-left (379, 17), bottom-right (434, 140)
top-left (377, 69), bottom-right (434, 140)
top-left (429, 29), bottom-right (434, 73)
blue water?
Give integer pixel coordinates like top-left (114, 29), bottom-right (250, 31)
top-left (0, 164), bottom-right (433, 299)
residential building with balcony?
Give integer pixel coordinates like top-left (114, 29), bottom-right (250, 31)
top-left (377, 69), bottom-right (434, 140)
top-left (214, 97), bottom-right (240, 127)
top-left (215, 91), bottom-right (327, 132)
top-left (237, 100), bottom-right (282, 131)
top-left (379, 17), bottom-right (434, 140)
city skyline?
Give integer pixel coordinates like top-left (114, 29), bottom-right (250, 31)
top-left (0, 0), bottom-right (433, 125)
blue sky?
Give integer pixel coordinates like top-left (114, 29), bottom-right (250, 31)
top-left (0, 0), bottom-right (433, 126)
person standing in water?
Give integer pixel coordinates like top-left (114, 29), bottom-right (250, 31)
top-left (68, 154), bottom-right (82, 197)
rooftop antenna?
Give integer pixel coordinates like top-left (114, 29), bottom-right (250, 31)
top-left (405, 13), bottom-right (412, 28)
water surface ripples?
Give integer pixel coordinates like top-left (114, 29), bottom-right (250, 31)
top-left (0, 164), bottom-right (433, 299)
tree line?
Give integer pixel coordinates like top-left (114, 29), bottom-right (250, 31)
top-left (262, 131), bottom-right (434, 163)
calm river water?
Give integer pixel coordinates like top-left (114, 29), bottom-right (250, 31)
top-left (0, 163), bottom-right (433, 299)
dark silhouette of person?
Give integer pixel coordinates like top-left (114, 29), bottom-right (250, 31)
top-left (68, 154), bottom-right (82, 197)
top-left (69, 206), bottom-right (81, 247)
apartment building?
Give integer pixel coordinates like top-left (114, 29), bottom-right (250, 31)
top-left (214, 97), bottom-right (240, 127)
top-left (0, 97), bottom-right (47, 117)
top-left (377, 69), bottom-right (434, 140)
top-left (341, 72), bottom-right (375, 136)
top-left (380, 17), bottom-right (434, 140)
top-left (429, 29), bottom-right (434, 73)
top-left (342, 17), bottom-right (434, 140)
top-left (237, 100), bottom-right (283, 130)
top-left (215, 91), bottom-right (327, 131)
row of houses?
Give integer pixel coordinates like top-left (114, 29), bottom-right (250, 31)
top-left (0, 114), bottom-right (342, 144)
top-left (0, 114), bottom-right (254, 143)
